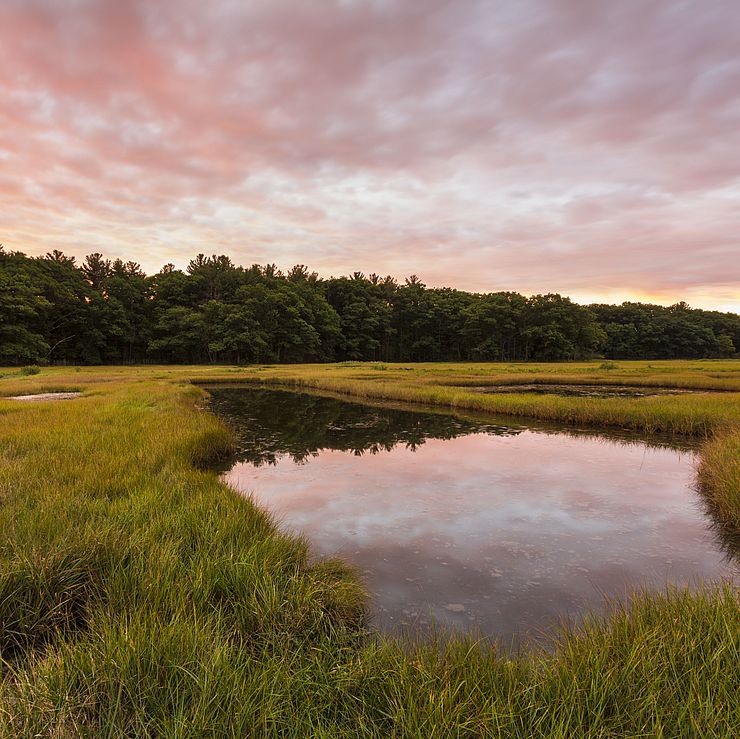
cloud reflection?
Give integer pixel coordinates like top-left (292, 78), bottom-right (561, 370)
top-left (216, 388), bottom-right (734, 642)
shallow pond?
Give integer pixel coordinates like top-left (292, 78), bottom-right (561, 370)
top-left (207, 386), bottom-right (735, 643)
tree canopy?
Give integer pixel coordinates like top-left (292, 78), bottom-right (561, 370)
top-left (0, 247), bottom-right (736, 365)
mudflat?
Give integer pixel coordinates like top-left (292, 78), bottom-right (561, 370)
top-left (6, 392), bottom-right (81, 401)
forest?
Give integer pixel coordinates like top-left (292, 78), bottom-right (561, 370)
top-left (1, 246), bottom-right (738, 365)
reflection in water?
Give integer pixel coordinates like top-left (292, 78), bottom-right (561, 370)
top-left (208, 386), bottom-right (524, 467)
top-left (208, 386), bottom-right (736, 643)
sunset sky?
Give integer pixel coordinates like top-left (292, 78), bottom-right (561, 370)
top-left (1, 0), bottom-right (738, 311)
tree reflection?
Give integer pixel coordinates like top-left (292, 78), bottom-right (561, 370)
top-left (207, 386), bottom-right (523, 466)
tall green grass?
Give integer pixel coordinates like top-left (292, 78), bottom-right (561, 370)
top-left (698, 430), bottom-right (740, 534)
top-left (0, 364), bottom-right (738, 736)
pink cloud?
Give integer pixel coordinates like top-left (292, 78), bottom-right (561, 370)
top-left (0, 0), bottom-right (738, 310)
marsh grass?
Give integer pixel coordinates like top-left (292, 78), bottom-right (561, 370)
top-left (697, 430), bottom-right (740, 534)
top-left (0, 363), bottom-right (738, 736)
top-left (195, 369), bottom-right (739, 437)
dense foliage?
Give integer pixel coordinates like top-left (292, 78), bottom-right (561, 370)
top-left (1, 247), bottom-right (737, 364)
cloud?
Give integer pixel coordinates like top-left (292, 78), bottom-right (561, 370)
top-left (0, 0), bottom-right (738, 310)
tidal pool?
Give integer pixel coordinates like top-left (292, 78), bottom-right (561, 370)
top-left (208, 386), bottom-right (735, 643)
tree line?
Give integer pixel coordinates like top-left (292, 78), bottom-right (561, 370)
top-left (1, 247), bottom-right (737, 365)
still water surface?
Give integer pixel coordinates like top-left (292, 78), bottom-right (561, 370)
top-left (208, 386), bottom-right (735, 643)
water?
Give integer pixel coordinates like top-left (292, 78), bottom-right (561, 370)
top-left (208, 386), bottom-right (736, 643)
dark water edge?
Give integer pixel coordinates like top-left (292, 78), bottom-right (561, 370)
top-left (205, 385), bottom-right (736, 645)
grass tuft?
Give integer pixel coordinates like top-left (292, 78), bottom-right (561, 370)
top-left (697, 429), bottom-right (740, 535)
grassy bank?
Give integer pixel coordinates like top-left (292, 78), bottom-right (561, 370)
top-left (0, 363), bottom-right (738, 736)
top-left (186, 359), bottom-right (740, 437)
top-left (698, 430), bottom-right (740, 535)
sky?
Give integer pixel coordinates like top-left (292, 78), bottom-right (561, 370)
top-left (1, 0), bottom-right (739, 311)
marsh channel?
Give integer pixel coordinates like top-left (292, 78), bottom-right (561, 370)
top-left (206, 385), bottom-right (736, 645)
